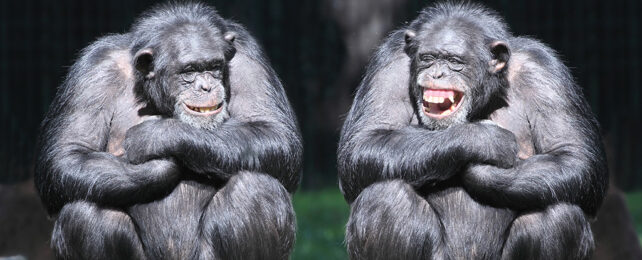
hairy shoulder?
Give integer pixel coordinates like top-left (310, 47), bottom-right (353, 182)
top-left (508, 37), bottom-right (581, 109)
top-left (60, 34), bottom-right (134, 105)
top-left (342, 29), bottom-right (416, 135)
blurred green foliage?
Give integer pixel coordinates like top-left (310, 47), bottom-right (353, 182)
top-left (626, 191), bottom-right (642, 244)
top-left (292, 188), bottom-right (350, 260)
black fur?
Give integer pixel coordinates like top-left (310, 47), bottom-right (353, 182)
top-left (35, 3), bottom-right (301, 259)
top-left (338, 2), bottom-right (607, 259)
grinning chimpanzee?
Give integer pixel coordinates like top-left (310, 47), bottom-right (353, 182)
top-left (35, 3), bottom-right (302, 259)
top-left (338, 2), bottom-right (607, 259)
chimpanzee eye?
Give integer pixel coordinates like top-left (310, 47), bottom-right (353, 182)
top-left (448, 63), bottom-right (465, 72)
top-left (446, 57), bottom-right (464, 71)
top-left (203, 69), bottom-right (222, 79)
top-left (420, 54), bottom-right (435, 62)
top-left (211, 70), bottom-right (222, 78)
top-left (181, 71), bottom-right (197, 82)
top-left (448, 57), bottom-right (463, 64)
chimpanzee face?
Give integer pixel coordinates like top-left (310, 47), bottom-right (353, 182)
top-left (134, 24), bottom-right (236, 130)
top-left (405, 23), bottom-right (509, 130)
top-left (170, 51), bottom-right (230, 130)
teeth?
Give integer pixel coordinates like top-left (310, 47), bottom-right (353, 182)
top-left (424, 95), bottom-right (455, 104)
top-left (423, 96), bottom-right (448, 104)
top-left (190, 106), bottom-right (216, 113)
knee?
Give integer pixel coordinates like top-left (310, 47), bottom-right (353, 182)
top-left (230, 171), bottom-right (291, 198)
top-left (347, 180), bottom-right (440, 260)
top-left (545, 203), bottom-right (590, 229)
top-left (202, 172), bottom-right (295, 259)
top-left (506, 203), bottom-right (593, 259)
top-left (544, 203), bottom-right (594, 254)
top-left (57, 201), bottom-right (95, 222)
top-left (56, 201), bottom-right (134, 233)
top-left (225, 171), bottom-right (294, 217)
top-left (53, 201), bottom-right (142, 259)
top-left (350, 180), bottom-right (423, 221)
top-left (513, 203), bottom-right (590, 235)
top-left (54, 201), bottom-right (100, 240)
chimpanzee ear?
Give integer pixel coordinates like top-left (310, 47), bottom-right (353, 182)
top-left (489, 41), bottom-right (510, 73)
top-left (134, 48), bottom-right (155, 79)
top-left (223, 32), bottom-right (238, 61)
top-left (404, 30), bottom-right (416, 45)
top-left (224, 31), bottom-right (236, 43)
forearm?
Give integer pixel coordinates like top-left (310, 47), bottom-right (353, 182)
top-left (170, 119), bottom-right (302, 192)
top-left (35, 147), bottom-right (179, 214)
top-left (464, 150), bottom-right (607, 215)
top-left (338, 126), bottom-right (474, 203)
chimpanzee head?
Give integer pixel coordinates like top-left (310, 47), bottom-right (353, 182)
top-left (404, 3), bottom-right (511, 130)
top-left (131, 4), bottom-right (236, 130)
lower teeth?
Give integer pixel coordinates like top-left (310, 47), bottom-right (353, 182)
top-left (425, 104), bottom-right (457, 116)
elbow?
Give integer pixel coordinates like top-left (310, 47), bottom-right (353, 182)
top-left (34, 157), bottom-right (70, 215)
top-left (576, 156), bottom-right (608, 216)
top-left (541, 154), bottom-right (608, 216)
top-left (260, 134), bottom-right (302, 192)
top-left (561, 143), bottom-right (608, 214)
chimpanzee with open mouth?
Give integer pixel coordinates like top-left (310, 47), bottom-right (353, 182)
top-left (338, 2), bottom-right (607, 259)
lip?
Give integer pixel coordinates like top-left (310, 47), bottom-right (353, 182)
top-left (183, 102), bottom-right (223, 116)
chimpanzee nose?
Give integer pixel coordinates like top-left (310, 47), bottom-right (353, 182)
top-left (431, 71), bottom-right (444, 79)
top-left (200, 83), bottom-right (212, 92)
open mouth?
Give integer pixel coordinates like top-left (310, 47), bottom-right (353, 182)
top-left (422, 88), bottom-right (464, 118)
top-left (184, 102), bottom-right (223, 115)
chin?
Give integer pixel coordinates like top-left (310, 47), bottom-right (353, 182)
top-left (420, 103), bottom-right (469, 130)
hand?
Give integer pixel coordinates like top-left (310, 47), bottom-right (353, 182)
top-left (122, 119), bottom-right (177, 164)
top-left (466, 120), bottom-right (519, 168)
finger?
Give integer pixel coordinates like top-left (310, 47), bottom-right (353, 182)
top-left (111, 148), bottom-right (125, 157)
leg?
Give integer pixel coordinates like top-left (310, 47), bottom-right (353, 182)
top-left (502, 203), bottom-right (594, 260)
top-left (197, 171), bottom-right (296, 260)
top-left (346, 180), bottom-right (447, 260)
top-left (52, 201), bottom-right (145, 260)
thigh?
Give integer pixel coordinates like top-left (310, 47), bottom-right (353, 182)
top-left (346, 180), bottom-right (447, 260)
top-left (52, 201), bottom-right (145, 260)
top-left (197, 171), bottom-right (296, 260)
top-left (502, 203), bottom-right (594, 260)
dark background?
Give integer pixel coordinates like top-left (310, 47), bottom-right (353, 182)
top-left (0, 0), bottom-right (641, 259)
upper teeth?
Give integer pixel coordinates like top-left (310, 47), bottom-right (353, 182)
top-left (423, 93), bottom-right (455, 104)
top-left (189, 105), bottom-right (217, 113)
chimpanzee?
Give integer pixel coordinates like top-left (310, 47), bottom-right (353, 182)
top-left (338, 2), bottom-right (607, 259)
top-left (35, 3), bottom-right (302, 259)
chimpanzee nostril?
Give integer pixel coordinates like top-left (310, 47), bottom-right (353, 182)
top-left (432, 71), bottom-right (444, 79)
top-left (200, 84), bottom-right (212, 92)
